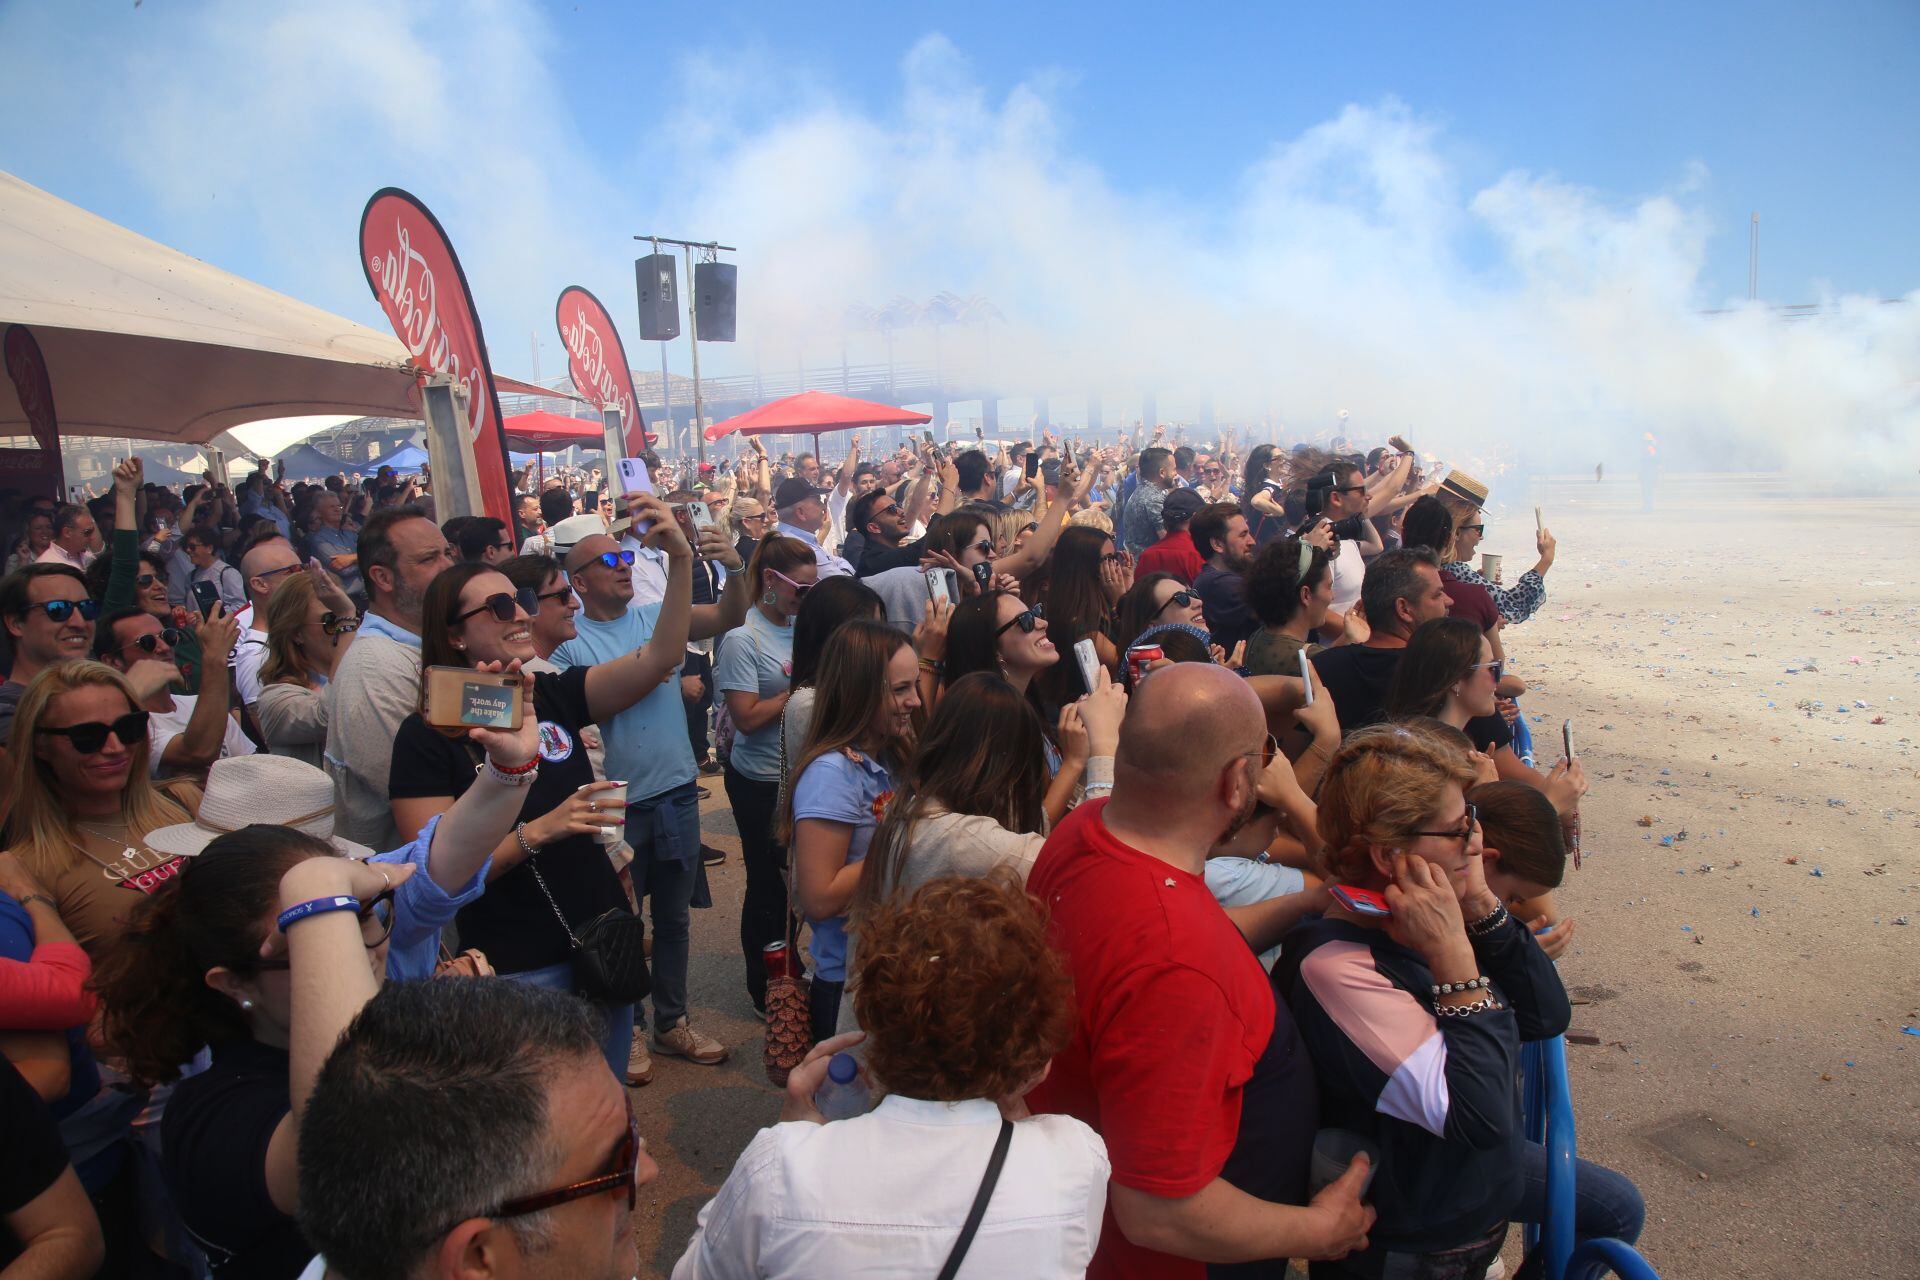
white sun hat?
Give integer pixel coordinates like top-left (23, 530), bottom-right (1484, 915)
top-left (144, 754), bottom-right (376, 861)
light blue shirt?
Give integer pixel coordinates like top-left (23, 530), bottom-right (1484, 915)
top-left (792, 749), bottom-right (895, 981)
top-left (355, 610), bottom-right (421, 648)
top-left (1203, 856), bottom-right (1305, 971)
top-left (777, 521), bottom-right (853, 578)
top-left (550, 602), bottom-right (692, 802)
top-left (371, 814), bottom-right (491, 982)
top-left (714, 609), bottom-right (794, 782)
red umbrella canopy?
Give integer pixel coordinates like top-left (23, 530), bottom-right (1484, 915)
top-left (704, 390), bottom-right (932, 442)
top-left (502, 410), bottom-right (653, 450)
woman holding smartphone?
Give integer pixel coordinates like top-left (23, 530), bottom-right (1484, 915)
top-left (386, 501), bottom-right (694, 1072)
top-left (778, 620), bottom-right (920, 1042)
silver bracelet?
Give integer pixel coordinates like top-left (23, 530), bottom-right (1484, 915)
top-left (1435, 995), bottom-right (1502, 1018)
top-left (1465, 903), bottom-right (1509, 937)
top-left (1431, 975), bottom-right (1491, 997)
top-left (514, 823), bottom-right (539, 858)
top-left (477, 757), bottom-right (539, 788)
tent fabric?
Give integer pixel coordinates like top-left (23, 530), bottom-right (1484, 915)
top-left (0, 170), bottom-right (424, 445)
top-left (272, 442), bottom-right (353, 482)
top-left (377, 444), bottom-right (429, 472)
top-left (704, 390), bottom-right (932, 442)
top-left (502, 411), bottom-right (607, 449)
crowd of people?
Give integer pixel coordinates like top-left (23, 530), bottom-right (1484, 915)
top-left (0, 422), bottom-right (1641, 1280)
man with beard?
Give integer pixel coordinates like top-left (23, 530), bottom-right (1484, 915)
top-left (323, 505), bottom-right (453, 848)
top-left (1191, 502), bottom-right (1259, 653)
top-left (1027, 663), bottom-right (1375, 1279)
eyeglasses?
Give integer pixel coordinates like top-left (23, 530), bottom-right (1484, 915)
top-left (34, 711), bottom-right (151, 754)
top-left (1333, 484), bottom-right (1367, 496)
top-left (453, 592), bottom-right (526, 626)
top-left (320, 612), bottom-right (361, 636)
top-left (254, 887), bottom-right (397, 970)
top-left (1152, 590), bottom-right (1198, 618)
top-left (1236, 732), bottom-right (1281, 769)
top-left (769, 568), bottom-right (812, 600)
top-left (1414, 802), bottom-right (1480, 847)
top-left (254, 563), bottom-right (302, 582)
top-left (18, 598), bottom-right (101, 624)
top-left (1468, 659), bottom-right (1504, 682)
top-left (115, 627), bottom-right (186, 655)
top-left (490, 1104), bottom-right (642, 1225)
top-left (995, 601), bottom-right (1047, 637)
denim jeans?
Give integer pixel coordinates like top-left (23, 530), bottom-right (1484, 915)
top-left (506, 961), bottom-right (633, 1078)
top-left (1512, 1140), bottom-right (1645, 1246)
top-left (625, 781), bottom-right (703, 1031)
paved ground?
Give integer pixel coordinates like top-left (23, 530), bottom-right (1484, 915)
top-left (625, 472), bottom-right (1920, 1279)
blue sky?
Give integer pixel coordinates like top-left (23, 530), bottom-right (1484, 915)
top-left (1, 0), bottom-right (1915, 467)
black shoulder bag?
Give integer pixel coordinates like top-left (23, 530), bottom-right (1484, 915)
top-left (935, 1119), bottom-right (1014, 1280)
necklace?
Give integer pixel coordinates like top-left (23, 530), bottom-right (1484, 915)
top-left (74, 818), bottom-right (132, 843)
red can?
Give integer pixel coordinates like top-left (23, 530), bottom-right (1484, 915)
top-left (763, 940), bottom-right (792, 981)
top-left (1125, 644), bottom-right (1164, 688)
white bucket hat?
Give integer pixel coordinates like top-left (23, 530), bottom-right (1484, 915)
top-left (145, 754), bottom-right (375, 860)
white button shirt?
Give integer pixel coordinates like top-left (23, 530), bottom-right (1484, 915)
top-left (672, 1096), bottom-right (1108, 1279)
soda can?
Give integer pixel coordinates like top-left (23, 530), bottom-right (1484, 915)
top-left (762, 940), bottom-right (791, 981)
top-left (1125, 644), bottom-right (1164, 688)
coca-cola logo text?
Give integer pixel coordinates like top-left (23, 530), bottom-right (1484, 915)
top-left (367, 221), bottom-right (485, 439)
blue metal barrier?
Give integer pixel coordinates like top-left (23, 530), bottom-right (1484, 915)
top-left (1521, 1035), bottom-right (1661, 1280)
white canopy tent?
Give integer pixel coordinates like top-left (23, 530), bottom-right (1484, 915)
top-left (0, 169), bottom-right (424, 444)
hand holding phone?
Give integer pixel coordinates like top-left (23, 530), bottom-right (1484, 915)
top-left (423, 666), bottom-right (527, 734)
top-left (1329, 884), bottom-right (1391, 918)
top-left (191, 580), bottom-right (221, 620)
top-left (1298, 647), bottom-right (1316, 705)
top-left (1073, 638), bottom-right (1101, 696)
top-left (924, 567), bottom-right (956, 607)
top-left (1562, 719), bottom-right (1575, 761)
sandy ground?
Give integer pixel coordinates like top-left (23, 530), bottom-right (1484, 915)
top-left (624, 472), bottom-right (1920, 1280)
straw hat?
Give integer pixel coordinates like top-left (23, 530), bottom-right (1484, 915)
top-left (1438, 469), bottom-right (1489, 509)
top-left (546, 513), bottom-right (608, 548)
top-left (145, 755), bottom-right (375, 860)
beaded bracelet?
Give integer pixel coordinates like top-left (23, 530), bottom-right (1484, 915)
top-left (276, 895), bottom-right (359, 932)
top-left (514, 823), bottom-right (539, 858)
top-left (1465, 903), bottom-right (1509, 936)
top-left (1432, 975), bottom-right (1491, 997)
top-left (477, 756), bottom-right (540, 787)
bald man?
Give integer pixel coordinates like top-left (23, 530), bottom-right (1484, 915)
top-left (1026, 664), bottom-right (1374, 1279)
top-left (232, 533), bottom-right (304, 708)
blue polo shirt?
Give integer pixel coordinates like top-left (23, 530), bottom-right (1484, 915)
top-left (550, 602), bottom-right (693, 803)
top-left (791, 748), bottom-right (896, 981)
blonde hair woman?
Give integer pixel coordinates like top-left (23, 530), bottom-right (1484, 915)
top-left (255, 573), bottom-right (359, 767)
top-left (4, 661), bottom-right (192, 957)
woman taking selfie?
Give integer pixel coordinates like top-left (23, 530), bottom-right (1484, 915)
top-left (255, 572), bottom-right (359, 768)
top-left (714, 535), bottom-right (816, 1015)
top-left (386, 502), bottom-right (693, 1072)
top-left (3, 662), bottom-right (194, 958)
top-left (778, 620), bottom-right (920, 1042)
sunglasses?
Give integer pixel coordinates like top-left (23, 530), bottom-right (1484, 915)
top-left (320, 612), bottom-right (361, 636)
top-left (1460, 522), bottom-right (1486, 535)
top-left (18, 598), bottom-right (101, 624)
top-left (254, 563), bottom-right (302, 582)
top-left (253, 887), bottom-right (397, 970)
top-left (967, 539), bottom-right (996, 557)
top-left (769, 568), bottom-right (812, 600)
top-left (488, 1105), bottom-right (642, 1226)
top-left (1153, 590), bottom-right (1198, 617)
top-left (116, 627), bottom-right (187, 655)
top-left (34, 710), bottom-right (151, 754)
top-left (1333, 484), bottom-right (1367, 496)
top-left (586, 550), bottom-right (636, 570)
top-left (1414, 802), bottom-right (1480, 847)
top-left (522, 585), bottom-right (575, 611)
top-left (134, 573), bottom-right (161, 588)
top-left (1468, 659), bottom-right (1504, 682)
top-left (1237, 732), bottom-right (1281, 770)
top-left (453, 592), bottom-right (526, 626)
top-left (995, 601), bottom-right (1047, 637)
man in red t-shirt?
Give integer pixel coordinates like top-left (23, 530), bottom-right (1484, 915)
top-left (1026, 663), bottom-right (1374, 1279)
top-left (1136, 488), bottom-right (1208, 584)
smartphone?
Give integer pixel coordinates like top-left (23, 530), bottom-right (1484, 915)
top-left (191, 580), bottom-right (221, 620)
top-left (1535, 506), bottom-right (1545, 534)
top-left (923, 430), bottom-right (936, 449)
top-left (974, 426), bottom-right (984, 441)
top-left (684, 500), bottom-right (716, 534)
top-left (1329, 884), bottom-right (1391, 918)
top-left (615, 457), bottom-right (653, 534)
top-left (924, 567), bottom-right (957, 607)
top-left (970, 561), bottom-right (993, 590)
top-left (423, 666), bottom-right (526, 733)
top-left (1298, 648), bottom-right (1315, 705)
top-left (1562, 719), bottom-right (1575, 760)
top-left (1073, 638), bottom-right (1101, 695)
top-left (1025, 450), bottom-right (1041, 479)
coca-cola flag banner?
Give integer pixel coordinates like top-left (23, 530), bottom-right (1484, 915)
top-left (1, 325), bottom-right (68, 499)
top-left (359, 188), bottom-right (515, 523)
top-left (556, 285), bottom-right (654, 454)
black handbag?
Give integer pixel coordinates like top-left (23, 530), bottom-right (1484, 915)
top-left (528, 859), bottom-right (652, 1003)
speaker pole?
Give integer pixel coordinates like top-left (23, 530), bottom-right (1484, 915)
top-left (681, 243), bottom-right (707, 465)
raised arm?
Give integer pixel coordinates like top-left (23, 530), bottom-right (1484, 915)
top-left (582, 494), bottom-right (697, 723)
top-left (157, 606), bottom-right (240, 772)
top-left (997, 452), bottom-right (1099, 580)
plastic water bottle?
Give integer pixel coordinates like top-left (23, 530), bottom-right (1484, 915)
top-left (812, 1052), bottom-right (870, 1121)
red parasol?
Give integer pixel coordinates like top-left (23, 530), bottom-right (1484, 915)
top-left (703, 390), bottom-right (931, 443)
top-left (503, 409), bottom-right (654, 450)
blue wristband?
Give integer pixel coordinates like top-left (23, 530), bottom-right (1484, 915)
top-left (276, 895), bottom-right (360, 932)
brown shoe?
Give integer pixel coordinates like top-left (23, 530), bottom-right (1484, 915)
top-left (625, 1036), bottom-right (655, 1087)
top-left (653, 1017), bottom-right (728, 1065)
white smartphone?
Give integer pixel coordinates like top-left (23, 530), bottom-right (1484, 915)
top-left (1535, 506), bottom-right (1545, 534)
top-left (1073, 638), bottom-right (1101, 695)
top-left (1298, 647), bottom-right (1315, 705)
top-left (1562, 719), bottom-right (1575, 760)
top-left (684, 500), bottom-right (715, 532)
top-left (924, 567), bottom-right (956, 607)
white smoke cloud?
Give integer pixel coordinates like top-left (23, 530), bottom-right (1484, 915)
top-left (1, 8), bottom-right (1912, 478)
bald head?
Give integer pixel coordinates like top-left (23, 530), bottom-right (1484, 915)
top-left (240, 535), bottom-right (301, 607)
top-left (1115, 663), bottom-right (1266, 786)
top-left (563, 533), bottom-right (618, 574)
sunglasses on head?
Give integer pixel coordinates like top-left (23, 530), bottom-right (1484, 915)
top-left (35, 710), bottom-right (151, 754)
top-left (320, 612), bottom-right (360, 636)
top-left (995, 601), bottom-right (1047, 637)
top-left (453, 592), bottom-right (526, 626)
top-left (19, 598), bottom-right (101, 624)
top-left (116, 627), bottom-right (186, 655)
top-left (253, 887), bottom-right (397, 970)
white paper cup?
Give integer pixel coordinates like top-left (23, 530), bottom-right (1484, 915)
top-left (594, 782), bottom-right (629, 842)
top-left (1480, 552), bottom-right (1503, 582)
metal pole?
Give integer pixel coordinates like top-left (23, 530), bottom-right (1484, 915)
top-left (420, 375), bottom-right (482, 518)
top-left (683, 243), bottom-right (707, 465)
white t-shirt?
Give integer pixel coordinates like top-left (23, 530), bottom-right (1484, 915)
top-left (148, 695), bottom-right (257, 777)
top-left (1329, 538), bottom-right (1366, 616)
top-left (233, 628), bottom-right (270, 706)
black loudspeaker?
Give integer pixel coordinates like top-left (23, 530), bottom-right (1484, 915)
top-left (634, 254), bottom-right (680, 341)
top-left (694, 261), bottom-right (737, 343)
